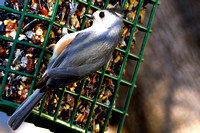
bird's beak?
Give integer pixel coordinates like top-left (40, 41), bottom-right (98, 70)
top-left (84, 13), bottom-right (94, 19)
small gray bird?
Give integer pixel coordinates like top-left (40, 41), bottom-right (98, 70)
top-left (8, 8), bottom-right (126, 130)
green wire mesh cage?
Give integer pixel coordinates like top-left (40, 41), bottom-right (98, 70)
top-left (0, 0), bottom-right (158, 132)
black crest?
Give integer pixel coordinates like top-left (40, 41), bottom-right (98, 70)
top-left (107, 8), bottom-right (129, 17)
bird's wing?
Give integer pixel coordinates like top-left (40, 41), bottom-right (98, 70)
top-left (53, 32), bottom-right (78, 58)
top-left (46, 58), bottom-right (107, 86)
top-left (48, 30), bottom-right (97, 69)
top-left (48, 55), bottom-right (107, 79)
top-left (46, 31), bottom-right (79, 71)
top-left (46, 30), bottom-right (114, 85)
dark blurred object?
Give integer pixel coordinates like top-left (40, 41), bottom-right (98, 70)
top-left (120, 0), bottom-right (200, 133)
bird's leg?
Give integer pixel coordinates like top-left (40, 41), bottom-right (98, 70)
top-left (62, 0), bottom-right (77, 36)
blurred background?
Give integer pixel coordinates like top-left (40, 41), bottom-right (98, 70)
top-left (118, 0), bottom-right (200, 133)
top-left (1, 0), bottom-right (200, 133)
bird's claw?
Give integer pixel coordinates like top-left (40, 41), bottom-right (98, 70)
top-left (69, 1), bottom-right (78, 16)
top-left (62, 1), bottom-right (77, 36)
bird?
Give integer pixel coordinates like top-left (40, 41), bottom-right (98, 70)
top-left (8, 8), bottom-right (127, 130)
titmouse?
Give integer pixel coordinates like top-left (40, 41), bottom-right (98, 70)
top-left (8, 8), bottom-right (127, 130)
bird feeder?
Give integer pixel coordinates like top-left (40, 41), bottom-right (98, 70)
top-left (0, 0), bottom-right (159, 132)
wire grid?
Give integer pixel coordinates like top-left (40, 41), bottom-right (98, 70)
top-left (0, 0), bottom-right (159, 132)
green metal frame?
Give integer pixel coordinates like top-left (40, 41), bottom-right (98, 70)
top-left (0, 0), bottom-right (159, 132)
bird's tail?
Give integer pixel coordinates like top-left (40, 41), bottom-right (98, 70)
top-left (8, 89), bottom-right (47, 130)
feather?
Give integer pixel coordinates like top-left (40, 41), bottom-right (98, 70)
top-left (52, 32), bottom-right (78, 59)
top-left (107, 8), bottom-right (129, 17)
top-left (54, 38), bottom-right (74, 57)
top-left (8, 89), bottom-right (47, 130)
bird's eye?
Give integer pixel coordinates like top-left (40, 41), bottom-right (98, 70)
top-left (99, 12), bottom-right (105, 18)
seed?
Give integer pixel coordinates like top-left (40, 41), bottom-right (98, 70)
top-left (26, 47), bottom-right (35, 54)
top-left (0, 48), bottom-right (6, 56)
top-left (26, 58), bottom-right (34, 74)
top-left (41, 6), bottom-right (49, 16)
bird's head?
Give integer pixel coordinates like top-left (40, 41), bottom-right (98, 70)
top-left (85, 8), bottom-right (128, 29)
